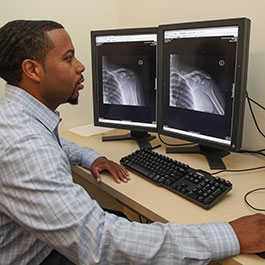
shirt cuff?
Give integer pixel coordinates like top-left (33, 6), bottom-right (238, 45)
top-left (200, 222), bottom-right (240, 260)
top-left (80, 147), bottom-right (104, 168)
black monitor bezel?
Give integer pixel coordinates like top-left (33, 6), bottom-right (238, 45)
top-left (157, 17), bottom-right (251, 152)
top-left (91, 27), bottom-right (158, 134)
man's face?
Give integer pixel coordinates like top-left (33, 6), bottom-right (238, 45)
top-left (41, 29), bottom-right (85, 110)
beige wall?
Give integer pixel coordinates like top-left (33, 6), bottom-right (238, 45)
top-left (1, 0), bottom-right (264, 150)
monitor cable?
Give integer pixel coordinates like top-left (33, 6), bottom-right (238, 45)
top-left (238, 91), bottom-right (265, 157)
top-left (211, 165), bottom-right (265, 176)
top-left (157, 133), bottom-right (194, 147)
top-left (244, 188), bottom-right (265, 212)
top-left (238, 148), bottom-right (265, 157)
top-left (245, 90), bottom-right (265, 139)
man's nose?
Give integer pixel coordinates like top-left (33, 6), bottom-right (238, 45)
top-left (76, 59), bottom-right (85, 73)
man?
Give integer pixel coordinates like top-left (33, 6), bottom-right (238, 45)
top-left (0, 20), bottom-right (264, 265)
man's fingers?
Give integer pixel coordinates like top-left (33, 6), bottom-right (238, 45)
top-left (91, 157), bottom-right (130, 184)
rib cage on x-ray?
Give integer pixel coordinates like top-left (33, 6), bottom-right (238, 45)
top-left (169, 55), bottom-right (225, 115)
top-left (102, 56), bottom-right (145, 106)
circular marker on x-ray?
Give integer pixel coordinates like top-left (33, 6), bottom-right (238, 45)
top-left (219, 60), bottom-right (225, 66)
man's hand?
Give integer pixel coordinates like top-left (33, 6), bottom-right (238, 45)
top-left (229, 213), bottom-right (265, 253)
top-left (91, 157), bottom-right (130, 184)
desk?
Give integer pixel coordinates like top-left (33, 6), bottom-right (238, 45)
top-left (61, 129), bottom-right (265, 265)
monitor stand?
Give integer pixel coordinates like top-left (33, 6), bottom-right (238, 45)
top-left (166, 145), bottom-right (230, 170)
top-left (102, 130), bottom-right (155, 149)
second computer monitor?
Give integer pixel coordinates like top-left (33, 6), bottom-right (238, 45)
top-left (91, 27), bottom-right (157, 148)
top-left (157, 18), bottom-right (251, 169)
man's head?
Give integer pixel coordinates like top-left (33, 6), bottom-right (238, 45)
top-left (0, 20), bottom-right (63, 85)
top-left (0, 20), bottom-right (85, 110)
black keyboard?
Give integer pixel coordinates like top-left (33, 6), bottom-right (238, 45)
top-left (120, 149), bottom-right (232, 209)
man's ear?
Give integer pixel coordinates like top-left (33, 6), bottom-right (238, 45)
top-left (21, 59), bottom-right (42, 83)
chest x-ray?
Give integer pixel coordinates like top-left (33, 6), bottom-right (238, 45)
top-left (169, 54), bottom-right (225, 115)
top-left (102, 56), bottom-right (146, 106)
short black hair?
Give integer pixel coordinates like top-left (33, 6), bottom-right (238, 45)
top-left (0, 20), bottom-right (64, 85)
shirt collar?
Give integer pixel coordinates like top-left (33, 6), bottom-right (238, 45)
top-left (4, 84), bottom-right (61, 133)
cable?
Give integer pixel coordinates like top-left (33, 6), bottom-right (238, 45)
top-left (239, 149), bottom-right (265, 157)
top-left (158, 133), bottom-right (194, 147)
top-left (211, 165), bottom-right (265, 175)
top-left (246, 91), bottom-right (265, 138)
top-left (248, 96), bottom-right (265, 110)
top-left (244, 188), bottom-right (265, 211)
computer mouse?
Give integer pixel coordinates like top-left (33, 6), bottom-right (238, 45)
top-left (256, 251), bottom-right (265, 259)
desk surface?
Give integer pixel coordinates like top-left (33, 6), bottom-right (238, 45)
top-left (61, 129), bottom-right (265, 265)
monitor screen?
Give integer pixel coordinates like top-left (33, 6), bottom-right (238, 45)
top-left (91, 27), bottom-right (157, 148)
top-left (157, 18), bottom-right (251, 169)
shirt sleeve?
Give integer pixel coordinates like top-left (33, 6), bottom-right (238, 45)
top-left (59, 136), bottom-right (103, 168)
top-left (199, 222), bottom-right (240, 260)
top-left (1, 134), bottom-right (240, 265)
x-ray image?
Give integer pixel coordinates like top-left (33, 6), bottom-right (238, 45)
top-left (169, 54), bottom-right (225, 115)
top-left (102, 56), bottom-right (146, 106)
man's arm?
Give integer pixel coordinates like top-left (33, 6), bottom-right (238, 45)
top-left (59, 136), bottom-right (102, 167)
top-left (59, 136), bottom-right (129, 183)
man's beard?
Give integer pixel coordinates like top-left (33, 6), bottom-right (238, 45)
top-left (67, 96), bottom-right (78, 105)
top-left (67, 76), bottom-right (83, 104)
top-left (67, 85), bottom-right (79, 105)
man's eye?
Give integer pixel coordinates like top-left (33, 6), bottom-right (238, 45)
top-left (66, 56), bottom-right (73, 62)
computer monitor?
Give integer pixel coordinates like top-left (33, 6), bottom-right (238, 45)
top-left (157, 18), bottom-right (251, 169)
top-left (91, 27), bottom-right (157, 149)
